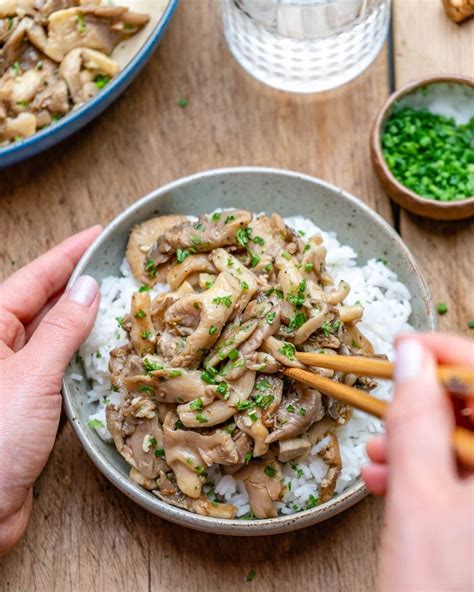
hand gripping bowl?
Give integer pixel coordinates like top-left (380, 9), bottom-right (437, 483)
top-left (63, 167), bottom-right (435, 536)
top-left (0, 0), bottom-right (179, 169)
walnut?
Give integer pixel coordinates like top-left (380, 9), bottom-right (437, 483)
top-left (442, 0), bottom-right (474, 23)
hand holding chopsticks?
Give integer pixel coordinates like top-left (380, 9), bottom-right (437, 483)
top-left (294, 351), bottom-right (474, 396)
top-left (284, 347), bottom-right (474, 470)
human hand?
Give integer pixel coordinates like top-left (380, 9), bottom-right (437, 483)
top-left (362, 333), bottom-right (474, 591)
top-left (0, 227), bottom-right (101, 557)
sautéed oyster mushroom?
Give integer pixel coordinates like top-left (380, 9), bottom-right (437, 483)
top-left (0, 0), bottom-right (149, 145)
top-left (101, 209), bottom-right (387, 520)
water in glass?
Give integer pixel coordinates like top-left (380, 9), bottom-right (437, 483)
top-left (222, 0), bottom-right (391, 93)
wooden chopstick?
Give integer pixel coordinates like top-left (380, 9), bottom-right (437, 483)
top-left (284, 367), bottom-right (474, 470)
top-left (295, 352), bottom-right (474, 396)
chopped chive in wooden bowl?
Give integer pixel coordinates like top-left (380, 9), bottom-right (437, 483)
top-left (382, 106), bottom-right (474, 202)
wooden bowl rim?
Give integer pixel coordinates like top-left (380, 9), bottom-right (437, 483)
top-left (371, 74), bottom-right (474, 214)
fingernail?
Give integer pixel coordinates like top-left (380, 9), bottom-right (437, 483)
top-left (395, 338), bottom-right (424, 383)
top-left (68, 275), bottom-right (98, 306)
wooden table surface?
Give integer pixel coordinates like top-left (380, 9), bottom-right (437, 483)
top-left (0, 2), bottom-right (472, 591)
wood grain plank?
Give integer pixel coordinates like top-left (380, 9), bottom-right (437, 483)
top-left (0, 2), bottom-right (390, 591)
top-left (392, 0), bottom-right (474, 333)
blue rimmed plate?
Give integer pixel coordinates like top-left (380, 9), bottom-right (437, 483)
top-left (0, 0), bottom-right (179, 168)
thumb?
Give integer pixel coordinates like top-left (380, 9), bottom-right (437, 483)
top-left (20, 275), bottom-right (99, 380)
top-left (386, 337), bottom-right (456, 489)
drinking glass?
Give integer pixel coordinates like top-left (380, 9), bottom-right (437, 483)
top-left (221, 0), bottom-right (391, 93)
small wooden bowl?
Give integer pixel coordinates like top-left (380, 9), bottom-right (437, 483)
top-left (371, 75), bottom-right (474, 220)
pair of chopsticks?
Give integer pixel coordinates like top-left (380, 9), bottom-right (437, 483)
top-left (284, 352), bottom-right (474, 470)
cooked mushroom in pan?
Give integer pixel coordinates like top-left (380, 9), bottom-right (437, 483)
top-left (0, 0), bottom-right (149, 145)
top-left (104, 209), bottom-right (382, 519)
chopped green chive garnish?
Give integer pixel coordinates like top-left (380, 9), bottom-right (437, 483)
top-left (305, 494), bottom-right (319, 509)
top-left (88, 419), bottom-right (104, 429)
top-left (212, 295), bottom-right (233, 307)
top-left (246, 570), bottom-right (256, 582)
top-left (236, 227), bottom-right (252, 246)
top-left (201, 370), bottom-right (217, 385)
top-left (228, 349), bottom-right (239, 361)
top-left (75, 13), bottom-right (86, 32)
top-left (437, 302), bottom-right (448, 315)
top-left (138, 385), bottom-right (153, 394)
top-left (278, 342), bottom-right (296, 360)
top-left (95, 74), bottom-right (111, 89)
top-left (249, 252), bottom-right (260, 268)
top-left (190, 398), bottom-right (203, 411)
top-left (236, 400), bottom-right (254, 411)
top-left (266, 311), bottom-right (276, 325)
top-left (216, 382), bottom-right (229, 398)
top-left (289, 311), bottom-right (307, 329)
top-left (264, 465), bottom-right (276, 478)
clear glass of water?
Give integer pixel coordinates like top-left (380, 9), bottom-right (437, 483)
top-left (221, 0), bottom-right (391, 93)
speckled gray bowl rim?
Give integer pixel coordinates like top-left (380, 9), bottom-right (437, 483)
top-left (63, 167), bottom-right (436, 536)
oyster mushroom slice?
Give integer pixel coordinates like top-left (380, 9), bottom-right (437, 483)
top-left (324, 280), bottom-right (350, 305)
top-left (209, 248), bottom-right (258, 315)
top-left (164, 271), bottom-right (243, 368)
top-left (167, 253), bottom-right (216, 291)
top-left (0, 0), bottom-right (35, 17)
top-left (177, 370), bottom-right (256, 428)
top-left (235, 410), bottom-right (269, 458)
top-left (130, 291), bottom-right (156, 356)
top-left (204, 317), bottom-right (259, 368)
top-left (337, 303), bottom-right (363, 323)
top-left (124, 366), bottom-right (214, 405)
top-left (293, 302), bottom-right (328, 345)
top-left (261, 336), bottom-right (304, 369)
top-left (45, 6), bottom-right (149, 62)
top-left (3, 112), bottom-right (36, 139)
top-left (162, 412), bottom-right (239, 499)
top-left (265, 383), bottom-right (324, 444)
top-left (316, 432), bottom-right (342, 503)
top-left (148, 209), bottom-right (253, 266)
top-left (234, 460), bottom-right (282, 519)
top-left (277, 435), bottom-right (312, 463)
top-left (154, 487), bottom-right (236, 519)
top-left (60, 47), bottom-right (119, 104)
top-left (105, 408), bottom-right (166, 480)
top-left (1, 16), bottom-right (48, 68)
top-left (126, 215), bottom-right (188, 285)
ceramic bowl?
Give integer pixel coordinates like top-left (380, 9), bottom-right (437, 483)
top-left (63, 167), bottom-right (436, 536)
top-left (0, 0), bottom-right (178, 169)
top-left (371, 75), bottom-right (474, 220)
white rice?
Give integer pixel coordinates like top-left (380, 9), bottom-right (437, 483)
top-left (79, 214), bottom-right (412, 516)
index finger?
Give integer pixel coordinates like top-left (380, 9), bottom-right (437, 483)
top-left (396, 332), bottom-right (474, 368)
top-left (0, 225), bottom-right (102, 323)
